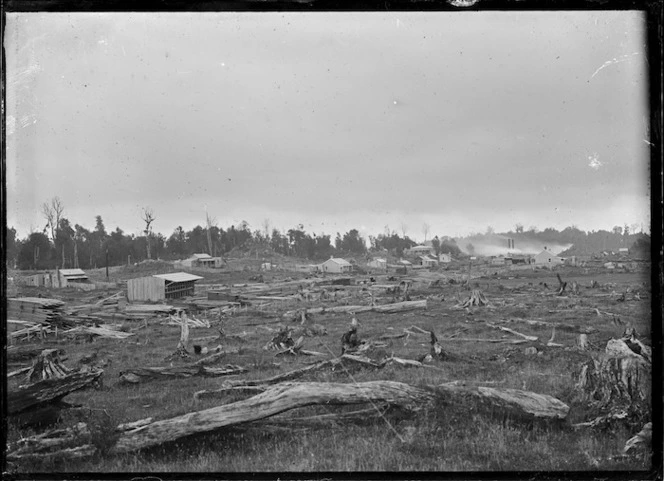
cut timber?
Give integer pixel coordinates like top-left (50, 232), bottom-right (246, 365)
top-left (110, 381), bottom-right (435, 454)
top-left (8, 370), bottom-right (103, 415)
top-left (119, 364), bottom-right (246, 384)
top-left (437, 384), bottom-right (569, 421)
top-left (282, 300), bottom-right (426, 319)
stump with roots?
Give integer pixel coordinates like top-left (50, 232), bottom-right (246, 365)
top-left (26, 349), bottom-right (73, 382)
top-left (574, 337), bottom-right (651, 428)
top-left (458, 289), bottom-right (488, 308)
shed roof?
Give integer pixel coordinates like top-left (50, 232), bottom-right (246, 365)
top-left (326, 258), bottom-right (352, 266)
top-left (191, 253), bottom-right (213, 259)
top-left (59, 268), bottom-right (87, 277)
top-left (154, 272), bottom-right (204, 283)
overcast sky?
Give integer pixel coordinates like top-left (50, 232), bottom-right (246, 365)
top-left (6, 12), bottom-right (650, 241)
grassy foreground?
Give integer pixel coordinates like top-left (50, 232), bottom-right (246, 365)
top-left (6, 267), bottom-right (653, 473)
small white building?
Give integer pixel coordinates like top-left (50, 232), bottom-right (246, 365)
top-left (438, 253), bottom-right (452, 263)
top-left (419, 255), bottom-right (438, 268)
top-left (320, 257), bottom-right (353, 274)
top-left (533, 248), bottom-right (565, 267)
top-left (367, 258), bottom-right (387, 270)
top-left (180, 253), bottom-right (222, 268)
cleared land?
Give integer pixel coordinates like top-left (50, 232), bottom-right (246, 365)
top-left (5, 261), bottom-right (653, 472)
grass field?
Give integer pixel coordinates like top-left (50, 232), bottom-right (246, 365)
top-left (6, 263), bottom-right (654, 473)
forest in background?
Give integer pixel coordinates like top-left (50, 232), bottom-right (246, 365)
top-left (5, 197), bottom-right (651, 271)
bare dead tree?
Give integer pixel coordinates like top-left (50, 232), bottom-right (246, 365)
top-left (422, 223), bottom-right (430, 243)
top-left (400, 222), bottom-right (408, 239)
top-left (41, 197), bottom-right (64, 243)
top-left (142, 207), bottom-right (156, 260)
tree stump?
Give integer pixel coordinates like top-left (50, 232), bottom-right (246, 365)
top-left (574, 338), bottom-right (651, 427)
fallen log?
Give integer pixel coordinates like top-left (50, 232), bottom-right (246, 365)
top-left (282, 300), bottom-right (426, 319)
top-left (498, 318), bottom-right (597, 335)
top-left (10, 377), bottom-right (571, 460)
top-left (485, 323), bottom-right (538, 342)
top-left (8, 370), bottom-right (103, 415)
top-left (111, 381), bottom-right (434, 454)
top-left (436, 384), bottom-right (569, 421)
top-left (119, 364), bottom-right (247, 384)
top-left (194, 355), bottom-right (385, 400)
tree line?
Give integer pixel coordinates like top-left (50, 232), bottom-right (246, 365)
top-left (5, 198), bottom-right (649, 271)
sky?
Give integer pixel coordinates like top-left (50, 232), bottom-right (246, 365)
top-left (5, 11), bottom-right (651, 242)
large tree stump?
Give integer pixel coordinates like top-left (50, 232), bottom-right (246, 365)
top-left (8, 370), bottom-right (103, 416)
top-left (457, 289), bottom-right (488, 308)
top-left (574, 338), bottom-right (651, 427)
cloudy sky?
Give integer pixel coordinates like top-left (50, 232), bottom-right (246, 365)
top-left (6, 12), bottom-right (650, 241)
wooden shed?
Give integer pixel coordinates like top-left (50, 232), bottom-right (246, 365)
top-left (127, 272), bottom-right (203, 302)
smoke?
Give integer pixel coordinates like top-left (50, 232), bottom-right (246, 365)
top-left (459, 234), bottom-right (572, 256)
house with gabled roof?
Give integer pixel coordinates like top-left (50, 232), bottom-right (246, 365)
top-left (320, 257), bottom-right (353, 274)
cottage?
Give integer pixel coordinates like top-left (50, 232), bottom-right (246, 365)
top-left (367, 258), bottom-right (387, 270)
top-left (181, 253), bottom-right (221, 268)
top-left (490, 257), bottom-right (505, 266)
top-left (419, 255), bottom-right (439, 268)
top-left (127, 272), bottom-right (203, 302)
top-left (533, 248), bottom-right (565, 267)
top-left (320, 257), bottom-right (353, 274)
top-left (438, 253), bottom-right (452, 263)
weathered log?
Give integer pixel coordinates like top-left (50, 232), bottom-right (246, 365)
top-left (7, 422), bottom-right (95, 461)
top-left (486, 323), bottom-right (538, 342)
top-left (8, 370), bottom-right (103, 415)
top-left (498, 318), bottom-right (597, 335)
top-left (194, 355), bottom-right (384, 400)
top-left (10, 377), bottom-right (571, 460)
top-left (111, 381), bottom-right (435, 454)
top-left (282, 300), bottom-right (426, 319)
top-left (119, 364), bottom-right (247, 384)
top-left (436, 384), bottom-right (569, 421)
top-left (191, 347), bottom-right (240, 366)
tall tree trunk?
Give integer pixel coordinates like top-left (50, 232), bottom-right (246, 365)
top-left (146, 234), bottom-right (152, 260)
top-left (74, 241), bottom-right (78, 269)
top-left (62, 244), bottom-right (65, 269)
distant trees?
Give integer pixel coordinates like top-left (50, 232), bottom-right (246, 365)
top-left (7, 200), bottom-right (651, 271)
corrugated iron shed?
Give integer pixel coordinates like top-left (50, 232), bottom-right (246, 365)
top-left (153, 272), bottom-right (204, 283)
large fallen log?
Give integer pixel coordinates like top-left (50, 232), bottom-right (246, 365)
top-left (8, 370), bottom-right (103, 415)
top-left (111, 381), bottom-right (434, 454)
top-left (436, 384), bottom-right (569, 421)
top-left (282, 300), bottom-right (426, 319)
top-left (9, 377), bottom-right (570, 460)
top-left (119, 364), bottom-right (247, 384)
